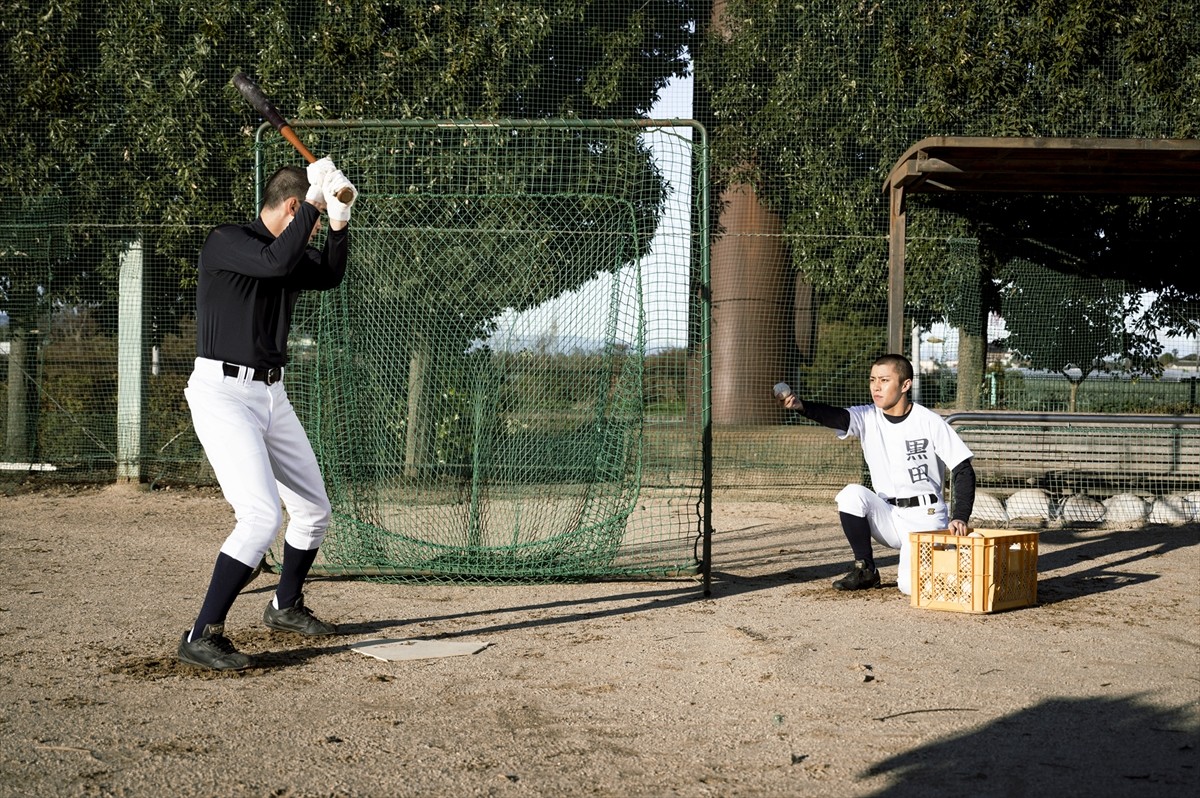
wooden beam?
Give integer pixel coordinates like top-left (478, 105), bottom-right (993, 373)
top-left (887, 183), bottom-right (906, 353)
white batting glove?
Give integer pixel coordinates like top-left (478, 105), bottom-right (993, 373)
top-left (324, 169), bottom-right (357, 223)
top-left (306, 157), bottom-right (336, 204)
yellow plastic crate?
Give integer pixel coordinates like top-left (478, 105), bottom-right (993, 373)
top-left (910, 529), bottom-right (1039, 614)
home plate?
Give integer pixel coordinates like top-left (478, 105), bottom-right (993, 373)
top-left (351, 638), bottom-right (491, 662)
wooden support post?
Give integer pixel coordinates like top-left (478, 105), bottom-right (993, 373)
top-left (887, 184), bottom-right (907, 354)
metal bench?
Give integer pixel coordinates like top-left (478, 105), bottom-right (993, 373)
top-left (946, 412), bottom-right (1200, 495)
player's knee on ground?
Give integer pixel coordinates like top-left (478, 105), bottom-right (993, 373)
top-left (835, 483), bottom-right (874, 516)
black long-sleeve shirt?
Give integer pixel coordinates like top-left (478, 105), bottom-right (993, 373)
top-left (798, 400), bottom-right (976, 524)
top-left (195, 203), bottom-right (348, 369)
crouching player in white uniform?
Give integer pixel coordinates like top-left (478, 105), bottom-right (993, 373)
top-left (776, 354), bottom-right (976, 593)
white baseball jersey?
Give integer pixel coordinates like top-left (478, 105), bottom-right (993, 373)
top-left (839, 403), bottom-right (972, 502)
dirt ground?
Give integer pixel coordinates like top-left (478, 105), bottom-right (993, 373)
top-left (1, 483), bottom-right (1197, 798)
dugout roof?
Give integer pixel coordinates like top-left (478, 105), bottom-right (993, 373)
top-left (884, 136), bottom-right (1200, 196)
top-left (880, 136), bottom-right (1200, 350)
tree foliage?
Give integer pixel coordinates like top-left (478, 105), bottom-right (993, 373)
top-left (704, 0), bottom-right (910, 304)
top-left (0, 0), bottom-right (696, 460)
top-left (0, 0), bottom-right (696, 324)
top-left (702, 0), bottom-right (1199, 410)
top-left (702, 0), bottom-right (1200, 325)
top-left (1000, 260), bottom-right (1162, 411)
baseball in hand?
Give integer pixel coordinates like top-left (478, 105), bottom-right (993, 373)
top-left (773, 382), bottom-right (793, 400)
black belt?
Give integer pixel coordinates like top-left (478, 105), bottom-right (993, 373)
top-left (222, 362), bottom-right (283, 385)
top-left (886, 494), bottom-right (937, 508)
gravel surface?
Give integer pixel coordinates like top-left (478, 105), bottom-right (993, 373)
top-left (1, 484), bottom-right (1197, 797)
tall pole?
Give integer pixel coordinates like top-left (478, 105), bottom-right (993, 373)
top-left (911, 324), bottom-right (921, 403)
top-left (888, 184), bottom-right (907, 353)
top-left (117, 238), bottom-right (145, 483)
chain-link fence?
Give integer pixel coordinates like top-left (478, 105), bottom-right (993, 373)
top-left (3, 2), bottom-right (1198, 553)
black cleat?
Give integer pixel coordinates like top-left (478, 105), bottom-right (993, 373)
top-left (177, 624), bottom-right (251, 671)
top-left (832, 560), bottom-right (882, 591)
top-left (263, 594), bottom-right (337, 636)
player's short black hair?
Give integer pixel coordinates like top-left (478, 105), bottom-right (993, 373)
top-left (262, 165), bottom-right (308, 210)
top-left (874, 353), bottom-right (914, 383)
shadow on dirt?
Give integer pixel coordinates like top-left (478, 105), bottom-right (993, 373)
top-left (861, 694), bottom-right (1198, 797)
top-left (711, 522), bottom-right (1198, 608)
top-left (1034, 524), bottom-right (1197, 604)
top-left (117, 525), bottom-right (1196, 679)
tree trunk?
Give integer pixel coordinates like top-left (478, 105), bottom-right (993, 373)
top-left (710, 182), bottom-right (795, 424)
top-left (955, 325), bottom-right (984, 410)
top-left (702, 0), bottom-right (808, 426)
top-left (5, 327), bottom-right (38, 463)
top-left (954, 272), bottom-right (989, 410)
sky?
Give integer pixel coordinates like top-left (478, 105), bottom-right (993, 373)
top-left (489, 75), bottom-right (695, 354)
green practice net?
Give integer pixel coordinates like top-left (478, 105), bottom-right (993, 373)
top-left (261, 120), bottom-right (707, 581)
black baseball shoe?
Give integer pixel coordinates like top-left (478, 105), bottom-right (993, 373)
top-left (263, 594), bottom-right (337, 636)
top-left (832, 560), bottom-right (882, 591)
top-left (177, 624), bottom-right (252, 671)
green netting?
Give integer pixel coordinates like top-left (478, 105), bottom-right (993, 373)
top-left (257, 120), bottom-right (706, 580)
top-left (698, 1), bottom-right (1200, 513)
top-left (3, 1), bottom-right (1198, 532)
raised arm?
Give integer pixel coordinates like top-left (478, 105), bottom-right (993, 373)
top-left (775, 385), bottom-right (851, 432)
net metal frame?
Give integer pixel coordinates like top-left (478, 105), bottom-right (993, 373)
top-left (253, 118), bottom-right (713, 586)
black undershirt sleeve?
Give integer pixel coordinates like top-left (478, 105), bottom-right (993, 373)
top-left (951, 459), bottom-right (976, 524)
top-left (798, 401), bottom-right (851, 432)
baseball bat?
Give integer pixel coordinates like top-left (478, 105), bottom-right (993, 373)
top-left (232, 73), bottom-right (355, 203)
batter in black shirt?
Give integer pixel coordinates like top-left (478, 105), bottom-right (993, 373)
top-left (177, 160), bottom-right (355, 671)
top-left (196, 200), bottom-right (346, 369)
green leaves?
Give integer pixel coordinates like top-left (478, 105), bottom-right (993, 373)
top-left (1000, 260), bottom-right (1162, 381)
top-left (1, 0), bottom-right (695, 336)
top-left (703, 0), bottom-right (1198, 334)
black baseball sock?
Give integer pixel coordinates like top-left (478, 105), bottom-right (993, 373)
top-left (189, 553), bottom-right (255, 641)
top-left (274, 542), bottom-right (319, 610)
top-left (838, 512), bottom-right (875, 571)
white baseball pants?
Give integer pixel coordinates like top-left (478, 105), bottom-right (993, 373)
top-left (185, 357), bottom-right (331, 567)
top-left (836, 483), bottom-right (948, 595)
